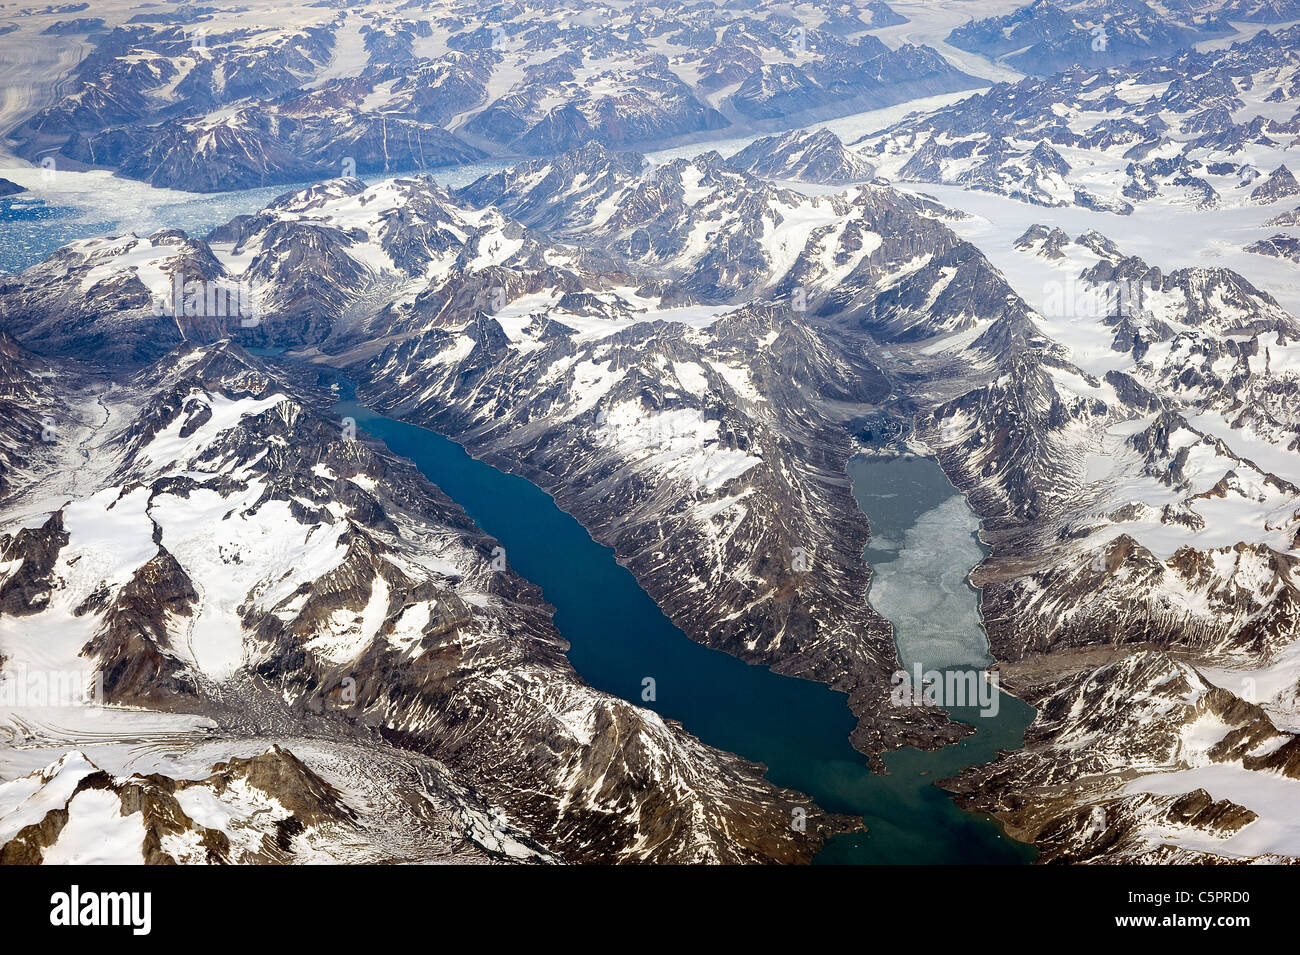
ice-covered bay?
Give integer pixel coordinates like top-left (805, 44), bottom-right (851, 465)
top-left (867, 494), bottom-right (993, 673)
top-left (851, 454), bottom-right (995, 673)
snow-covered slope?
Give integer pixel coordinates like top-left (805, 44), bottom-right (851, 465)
top-left (0, 340), bottom-right (848, 863)
top-left (860, 25), bottom-right (1300, 215)
top-left (724, 128), bottom-right (877, 184)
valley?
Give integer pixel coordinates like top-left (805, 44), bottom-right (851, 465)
top-left (0, 0), bottom-right (1298, 868)
top-left (339, 389), bottom-right (1036, 863)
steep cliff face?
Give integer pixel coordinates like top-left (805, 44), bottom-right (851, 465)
top-left (0, 332), bottom-right (64, 500)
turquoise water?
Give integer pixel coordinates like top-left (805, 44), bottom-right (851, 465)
top-left (338, 396), bottom-right (1035, 864)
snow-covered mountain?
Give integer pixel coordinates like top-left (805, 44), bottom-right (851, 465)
top-left (456, 141), bottom-right (1030, 328)
top-left (2, 2), bottom-right (1299, 867)
top-left (859, 25), bottom-right (1300, 214)
top-left (895, 219), bottom-right (1300, 861)
top-left (1, 166), bottom-right (1044, 771)
top-left (947, 0), bottom-right (1239, 76)
top-left (0, 339), bottom-right (849, 863)
top-left (2, 748), bottom-right (364, 864)
top-left (724, 128), bottom-right (876, 184)
top-left (1, 0), bottom-right (970, 192)
top-left (948, 651), bottom-right (1299, 863)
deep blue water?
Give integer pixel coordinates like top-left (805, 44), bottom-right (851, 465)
top-left (337, 397), bottom-right (1036, 864)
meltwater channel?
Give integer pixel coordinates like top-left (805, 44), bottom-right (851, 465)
top-left (338, 395), bottom-right (1036, 864)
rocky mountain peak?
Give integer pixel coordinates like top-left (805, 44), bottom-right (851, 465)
top-left (724, 127), bottom-right (876, 184)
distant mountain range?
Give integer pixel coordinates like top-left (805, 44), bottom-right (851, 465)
top-left (3, 0), bottom-right (975, 192)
